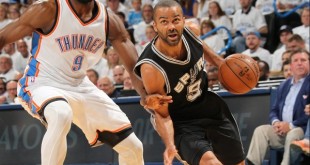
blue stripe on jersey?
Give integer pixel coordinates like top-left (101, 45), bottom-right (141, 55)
top-left (27, 57), bottom-right (39, 76)
top-left (31, 32), bottom-right (40, 56)
top-left (18, 77), bottom-right (30, 103)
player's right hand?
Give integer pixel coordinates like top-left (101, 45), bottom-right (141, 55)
top-left (142, 94), bottom-right (173, 110)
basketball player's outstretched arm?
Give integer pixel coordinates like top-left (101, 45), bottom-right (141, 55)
top-left (0, 0), bottom-right (56, 49)
top-left (140, 63), bottom-right (177, 165)
top-left (185, 21), bottom-right (224, 67)
top-left (107, 10), bottom-right (147, 101)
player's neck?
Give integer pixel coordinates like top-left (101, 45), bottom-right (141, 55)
top-left (69, 0), bottom-right (94, 19)
top-left (155, 39), bottom-right (186, 60)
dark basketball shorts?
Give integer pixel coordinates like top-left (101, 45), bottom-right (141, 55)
top-left (173, 92), bottom-right (245, 165)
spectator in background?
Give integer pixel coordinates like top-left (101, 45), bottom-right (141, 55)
top-left (217, 0), bottom-right (241, 18)
top-left (195, 0), bottom-right (210, 20)
top-left (97, 76), bottom-right (121, 98)
top-left (282, 60), bottom-right (291, 79)
top-left (232, 0), bottom-right (268, 53)
top-left (1, 42), bottom-right (18, 61)
top-left (271, 25), bottom-right (293, 72)
top-left (112, 64), bottom-right (125, 86)
top-left (0, 77), bottom-right (6, 96)
top-left (246, 49), bottom-right (310, 165)
top-left (120, 69), bottom-right (138, 97)
top-left (207, 65), bottom-right (220, 91)
top-left (136, 24), bottom-right (157, 54)
top-left (92, 48), bottom-right (109, 78)
top-left (179, 0), bottom-right (197, 18)
top-left (115, 11), bottom-right (129, 28)
top-left (242, 31), bottom-right (272, 67)
top-left (0, 4), bottom-right (10, 29)
top-left (122, 69), bottom-right (134, 90)
top-left (200, 20), bottom-right (226, 56)
top-left (127, 0), bottom-right (142, 27)
top-left (105, 46), bottom-right (122, 80)
top-left (257, 60), bottom-right (270, 81)
top-left (14, 39), bottom-right (30, 74)
top-left (4, 79), bottom-right (17, 104)
top-left (293, 7), bottom-right (309, 45)
top-left (86, 69), bottom-right (99, 86)
top-left (133, 3), bottom-right (153, 45)
top-left (208, 1), bottom-right (233, 42)
top-left (0, 54), bottom-right (21, 81)
top-left (7, 6), bottom-right (20, 21)
top-left (290, 103), bottom-right (310, 164)
top-left (255, 0), bottom-right (274, 16)
top-left (287, 34), bottom-right (309, 51)
top-left (107, 0), bottom-right (129, 21)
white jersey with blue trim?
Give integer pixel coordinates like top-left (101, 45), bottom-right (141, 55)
top-left (27, 0), bottom-right (107, 86)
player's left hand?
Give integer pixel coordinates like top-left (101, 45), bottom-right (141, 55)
top-left (142, 94), bottom-right (173, 110)
top-left (163, 145), bottom-right (178, 165)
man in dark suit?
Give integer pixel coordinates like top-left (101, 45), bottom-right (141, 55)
top-left (246, 49), bottom-right (310, 165)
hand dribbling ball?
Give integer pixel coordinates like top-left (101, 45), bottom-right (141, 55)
top-left (218, 54), bottom-right (260, 94)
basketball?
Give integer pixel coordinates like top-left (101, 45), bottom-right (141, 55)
top-left (218, 54), bottom-right (260, 94)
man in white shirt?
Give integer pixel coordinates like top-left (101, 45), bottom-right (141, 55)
top-left (242, 31), bottom-right (272, 67)
top-left (271, 25), bottom-right (293, 72)
top-left (293, 7), bottom-right (309, 45)
top-left (14, 39), bottom-right (30, 74)
top-left (232, 0), bottom-right (268, 53)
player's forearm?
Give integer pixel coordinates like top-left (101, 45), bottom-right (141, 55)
top-left (202, 43), bottom-right (224, 67)
top-left (154, 113), bottom-right (175, 147)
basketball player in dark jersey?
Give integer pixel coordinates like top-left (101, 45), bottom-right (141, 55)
top-left (134, 1), bottom-right (245, 165)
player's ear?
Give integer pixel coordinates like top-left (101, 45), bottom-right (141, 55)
top-left (153, 22), bottom-right (158, 33)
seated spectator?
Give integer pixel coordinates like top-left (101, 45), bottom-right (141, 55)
top-left (112, 65), bottom-right (125, 89)
top-left (122, 69), bottom-right (134, 90)
top-left (97, 76), bottom-right (121, 98)
top-left (231, 0), bottom-right (268, 53)
top-left (255, 0), bottom-right (274, 16)
top-left (4, 79), bottom-right (17, 104)
top-left (195, 0), bottom-right (210, 20)
top-left (200, 20), bottom-right (226, 56)
top-left (0, 77), bottom-right (6, 104)
top-left (290, 94), bottom-right (310, 164)
top-left (92, 48), bottom-right (109, 78)
top-left (293, 7), bottom-right (309, 45)
top-left (217, 0), bottom-right (241, 18)
top-left (14, 39), bottom-right (30, 74)
top-left (287, 34), bottom-right (309, 51)
top-left (282, 60), bottom-right (291, 79)
top-left (86, 69), bottom-right (99, 86)
top-left (207, 66), bottom-right (220, 91)
top-left (115, 11), bottom-right (129, 28)
top-left (107, 0), bottom-right (129, 21)
top-left (246, 49), bottom-right (310, 165)
top-left (120, 69), bottom-right (138, 97)
top-left (208, 1), bottom-right (233, 42)
top-left (105, 46), bottom-right (123, 80)
top-left (271, 25), bottom-right (293, 72)
top-left (135, 24), bottom-right (157, 55)
top-left (242, 31), bottom-right (272, 67)
top-left (133, 3), bottom-right (153, 45)
top-left (0, 4), bottom-right (11, 29)
top-left (127, 0), bottom-right (143, 27)
top-left (1, 42), bottom-right (18, 62)
top-left (0, 54), bottom-right (21, 81)
top-left (258, 60), bottom-right (270, 81)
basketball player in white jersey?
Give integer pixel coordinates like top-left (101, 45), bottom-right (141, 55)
top-left (0, 0), bottom-right (147, 164)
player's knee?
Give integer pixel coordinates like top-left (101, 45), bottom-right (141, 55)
top-left (44, 100), bottom-right (73, 129)
top-left (199, 151), bottom-right (222, 165)
top-left (97, 127), bottom-right (133, 147)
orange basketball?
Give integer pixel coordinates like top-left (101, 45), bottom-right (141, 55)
top-left (218, 54), bottom-right (260, 94)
